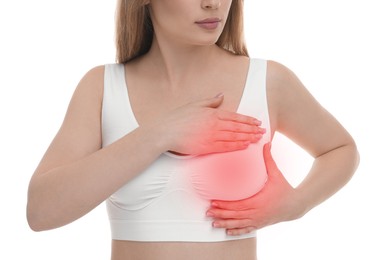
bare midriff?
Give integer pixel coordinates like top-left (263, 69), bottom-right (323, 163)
top-left (111, 238), bottom-right (257, 260)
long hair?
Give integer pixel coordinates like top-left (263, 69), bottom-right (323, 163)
top-left (115, 0), bottom-right (248, 64)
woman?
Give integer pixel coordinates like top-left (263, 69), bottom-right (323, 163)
top-left (27, 0), bottom-right (359, 259)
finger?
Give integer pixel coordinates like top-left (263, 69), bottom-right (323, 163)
top-left (218, 121), bottom-right (266, 135)
top-left (213, 219), bottom-right (253, 229)
top-left (226, 227), bottom-right (257, 236)
top-left (213, 131), bottom-right (264, 143)
top-left (207, 208), bottom-right (254, 219)
top-left (218, 110), bottom-right (262, 126)
top-left (199, 93), bottom-right (224, 108)
top-left (211, 195), bottom-right (257, 211)
top-left (210, 140), bottom-right (251, 153)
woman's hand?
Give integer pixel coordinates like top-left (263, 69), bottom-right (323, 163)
top-left (149, 94), bottom-right (266, 156)
top-left (206, 143), bottom-right (306, 236)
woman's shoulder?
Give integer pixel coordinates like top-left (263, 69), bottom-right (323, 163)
top-left (266, 60), bottom-right (295, 81)
top-left (82, 64), bottom-right (105, 80)
top-left (70, 65), bottom-right (107, 104)
top-left (263, 59), bottom-right (304, 98)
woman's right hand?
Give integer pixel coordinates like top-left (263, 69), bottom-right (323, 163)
top-left (149, 94), bottom-right (266, 155)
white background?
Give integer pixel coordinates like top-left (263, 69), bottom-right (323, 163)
top-left (1, 0), bottom-right (382, 259)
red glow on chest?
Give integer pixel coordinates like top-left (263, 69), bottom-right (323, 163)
top-left (187, 145), bottom-right (267, 201)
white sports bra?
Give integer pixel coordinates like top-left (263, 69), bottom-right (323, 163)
top-left (102, 58), bottom-right (270, 242)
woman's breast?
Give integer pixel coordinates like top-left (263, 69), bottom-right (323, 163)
top-left (109, 143), bottom-right (268, 212)
top-left (187, 144), bottom-right (268, 201)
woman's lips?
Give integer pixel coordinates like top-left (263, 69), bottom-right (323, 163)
top-left (195, 18), bottom-right (221, 30)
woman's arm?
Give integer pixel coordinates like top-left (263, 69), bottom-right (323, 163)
top-left (270, 60), bottom-right (359, 214)
top-left (27, 66), bottom-right (265, 231)
top-left (26, 66), bottom-right (166, 231)
top-left (208, 61), bottom-right (359, 235)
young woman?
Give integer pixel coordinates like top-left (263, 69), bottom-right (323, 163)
top-left (27, 0), bottom-right (359, 259)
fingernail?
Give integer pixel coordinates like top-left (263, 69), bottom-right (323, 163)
top-left (214, 93), bottom-right (224, 98)
top-left (253, 119), bottom-right (262, 125)
top-left (211, 202), bottom-right (219, 207)
top-left (213, 222), bottom-right (220, 228)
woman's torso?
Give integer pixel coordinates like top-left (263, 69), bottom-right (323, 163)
top-left (102, 54), bottom-right (269, 259)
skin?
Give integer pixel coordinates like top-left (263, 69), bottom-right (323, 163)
top-left (27, 0), bottom-right (359, 259)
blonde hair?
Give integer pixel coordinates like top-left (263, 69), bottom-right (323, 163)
top-left (115, 0), bottom-right (248, 64)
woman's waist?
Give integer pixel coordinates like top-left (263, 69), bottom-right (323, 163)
top-left (111, 237), bottom-right (257, 260)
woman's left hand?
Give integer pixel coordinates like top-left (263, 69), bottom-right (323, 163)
top-left (207, 143), bottom-right (306, 236)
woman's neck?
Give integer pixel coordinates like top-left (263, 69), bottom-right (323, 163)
top-left (142, 35), bottom-right (228, 91)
